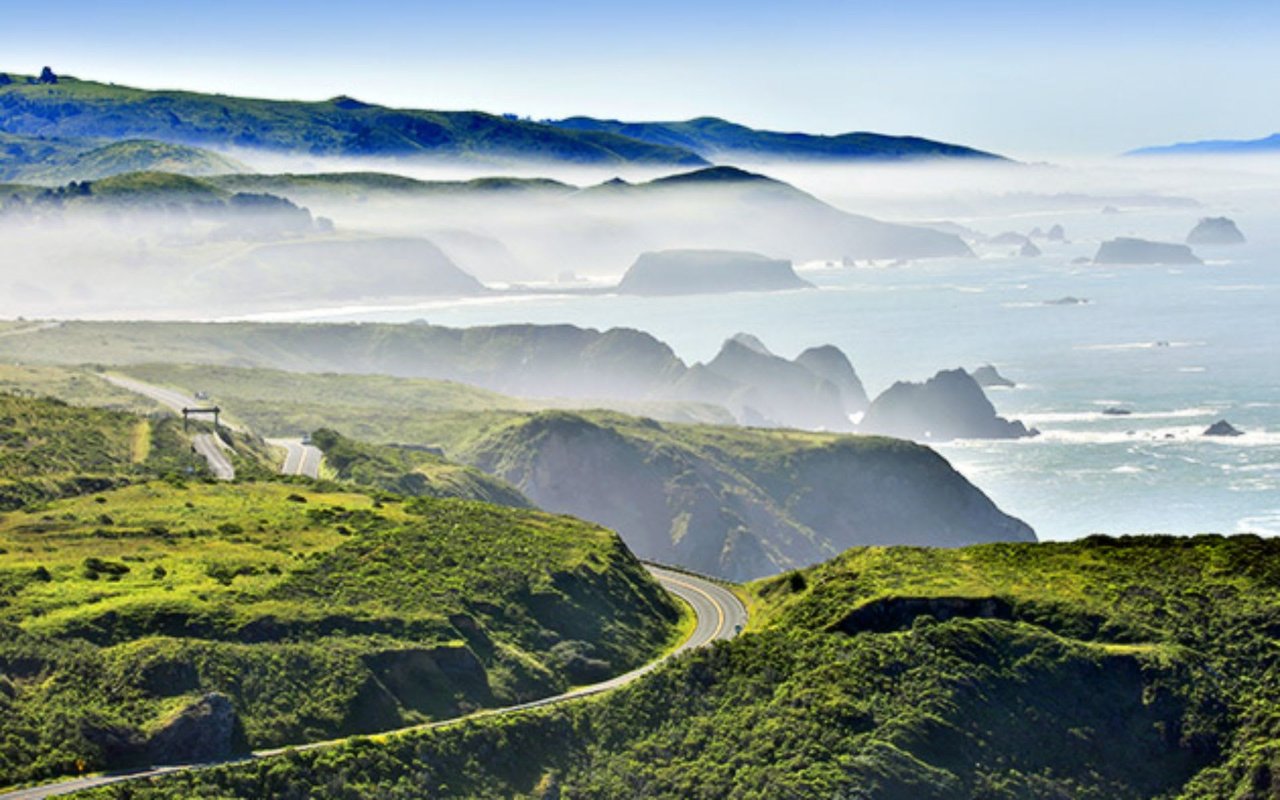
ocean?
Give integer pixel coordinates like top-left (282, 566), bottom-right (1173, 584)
top-left (236, 184), bottom-right (1280, 542)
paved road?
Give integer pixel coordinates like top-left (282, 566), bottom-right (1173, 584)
top-left (101, 374), bottom-right (238, 481)
top-left (266, 438), bottom-right (323, 479)
top-left (0, 566), bottom-right (747, 799)
top-left (192, 434), bottom-right (236, 481)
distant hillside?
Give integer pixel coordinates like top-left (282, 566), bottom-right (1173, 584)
top-left (1127, 132), bottom-right (1280, 156)
top-left (550, 115), bottom-right (1005, 161)
top-left (0, 70), bottom-right (707, 166)
top-left (572, 166), bottom-right (973, 262)
top-left (0, 322), bottom-right (877, 432)
top-left (0, 136), bottom-right (247, 183)
top-left (438, 409), bottom-right (1035, 581)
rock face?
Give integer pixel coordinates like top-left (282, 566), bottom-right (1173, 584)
top-left (1020, 240), bottom-right (1042, 258)
top-left (795, 345), bottom-right (870, 415)
top-left (1094, 238), bottom-right (1202, 265)
top-left (677, 336), bottom-right (852, 430)
top-left (145, 692), bottom-right (248, 765)
top-left (1047, 224), bottom-right (1066, 242)
top-left (970, 365), bottom-right (1015, 388)
top-left (859, 368), bottom-right (1035, 441)
top-left (1203, 420), bottom-right (1244, 437)
top-left (616, 249), bottom-right (814, 295)
top-left (1186, 217), bottom-right (1246, 245)
top-left (463, 410), bottom-right (1035, 581)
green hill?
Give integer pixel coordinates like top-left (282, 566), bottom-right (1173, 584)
top-left (102, 534), bottom-right (1280, 799)
top-left (427, 410), bottom-right (1034, 581)
top-left (0, 481), bottom-right (682, 786)
top-left (550, 115), bottom-right (1006, 161)
top-left (309, 428), bottom-right (531, 508)
top-left (2, 137), bottom-right (248, 184)
top-left (0, 72), bottom-right (707, 166)
top-left (0, 391), bottom-right (205, 509)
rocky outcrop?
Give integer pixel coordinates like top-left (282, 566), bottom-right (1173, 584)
top-left (1020, 240), bottom-right (1042, 257)
top-left (1094, 238), bottom-right (1202, 265)
top-left (616, 249), bottom-right (813, 295)
top-left (1203, 420), bottom-right (1244, 437)
top-left (1047, 224), bottom-right (1066, 242)
top-left (970, 365), bottom-right (1015, 388)
top-left (795, 345), bottom-right (870, 415)
top-left (1186, 217), bottom-right (1246, 245)
top-left (859, 368), bottom-right (1035, 441)
top-left (145, 692), bottom-right (248, 765)
top-left (678, 336), bottom-right (852, 430)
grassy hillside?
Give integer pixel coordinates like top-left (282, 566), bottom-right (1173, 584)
top-left (112, 363), bottom-right (529, 439)
top-left (552, 115), bottom-right (1006, 161)
top-left (309, 428), bottom-right (531, 508)
top-left (0, 321), bottom-right (691, 406)
top-left (0, 481), bottom-right (682, 786)
top-left (1, 137), bottom-right (248, 184)
top-left (0, 391), bottom-right (205, 509)
top-left (98, 535), bottom-right (1280, 799)
top-left (0, 73), bottom-right (706, 166)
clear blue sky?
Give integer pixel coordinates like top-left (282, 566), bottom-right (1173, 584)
top-left (1, 0), bottom-right (1276, 158)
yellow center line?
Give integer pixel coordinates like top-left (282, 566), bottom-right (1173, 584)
top-left (658, 574), bottom-right (726, 641)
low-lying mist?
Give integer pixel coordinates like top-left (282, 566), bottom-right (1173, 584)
top-left (2, 151), bottom-right (1278, 320)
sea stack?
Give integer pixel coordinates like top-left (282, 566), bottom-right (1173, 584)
top-left (616, 249), bottom-right (814, 296)
top-left (1094, 238), bottom-right (1202, 265)
top-left (1186, 217), bottom-right (1246, 245)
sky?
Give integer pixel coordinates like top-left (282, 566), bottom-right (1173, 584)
top-left (1, 0), bottom-right (1277, 159)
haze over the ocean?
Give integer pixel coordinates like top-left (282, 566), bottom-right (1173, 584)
top-left (2, 0), bottom-right (1277, 158)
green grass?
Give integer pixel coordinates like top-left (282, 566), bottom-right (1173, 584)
top-left (0, 391), bottom-right (204, 509)
top-left (113, 363), bottom-right (529, 440)
top-left (0, 481), bottom-right (681, 786)
top-left (87, 535), bottom-right (1280, 800)
top-left (309, 428), bottom-right (530, 508)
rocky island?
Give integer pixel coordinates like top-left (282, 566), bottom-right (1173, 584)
top-left (615, 249), bottom-right (814, 295)
top-left (1093, 237), bottom-right (1203, 265)
top-left (859, 368), bottom-right (1036, 441)
top-left (1186, 217), bottom-right (1246, 245)
top-left (970, 364), bottom-right (1016, 388)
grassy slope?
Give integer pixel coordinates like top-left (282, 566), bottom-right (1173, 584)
top-left (0, 136), bottom-right (248, 184)
top-left (0, 482), bottom-right (681, 786)
top-left (98, 535), bottom-right (1280, 800)
top-left (309, 428), bottom-right (531, 509)
top-left (0, 391), bottom-right (205, 509)
top-left (0, 75), bottom-right (706, 166)
top-left (113, 363), bottom-right (529, 441)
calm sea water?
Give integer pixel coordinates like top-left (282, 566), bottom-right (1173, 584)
top-left (246, 201), bottom-right (1280, 541)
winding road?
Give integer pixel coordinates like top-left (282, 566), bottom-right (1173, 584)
top-left (100, 374), bottom-right (321, 480)
top-left (0, 565), bottom-right (747, 800)
top-left (266, 438), bottom-right (323, 479)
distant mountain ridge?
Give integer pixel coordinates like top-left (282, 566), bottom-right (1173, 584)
top-left (0, 68), bottom-right (1003, 170)
top-left (550, 115), bottom-right (1006, 161)
top-left (1127, 132), bottom-right (1280, 156)
top-left (0, 70), bottom-right (707, 167)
